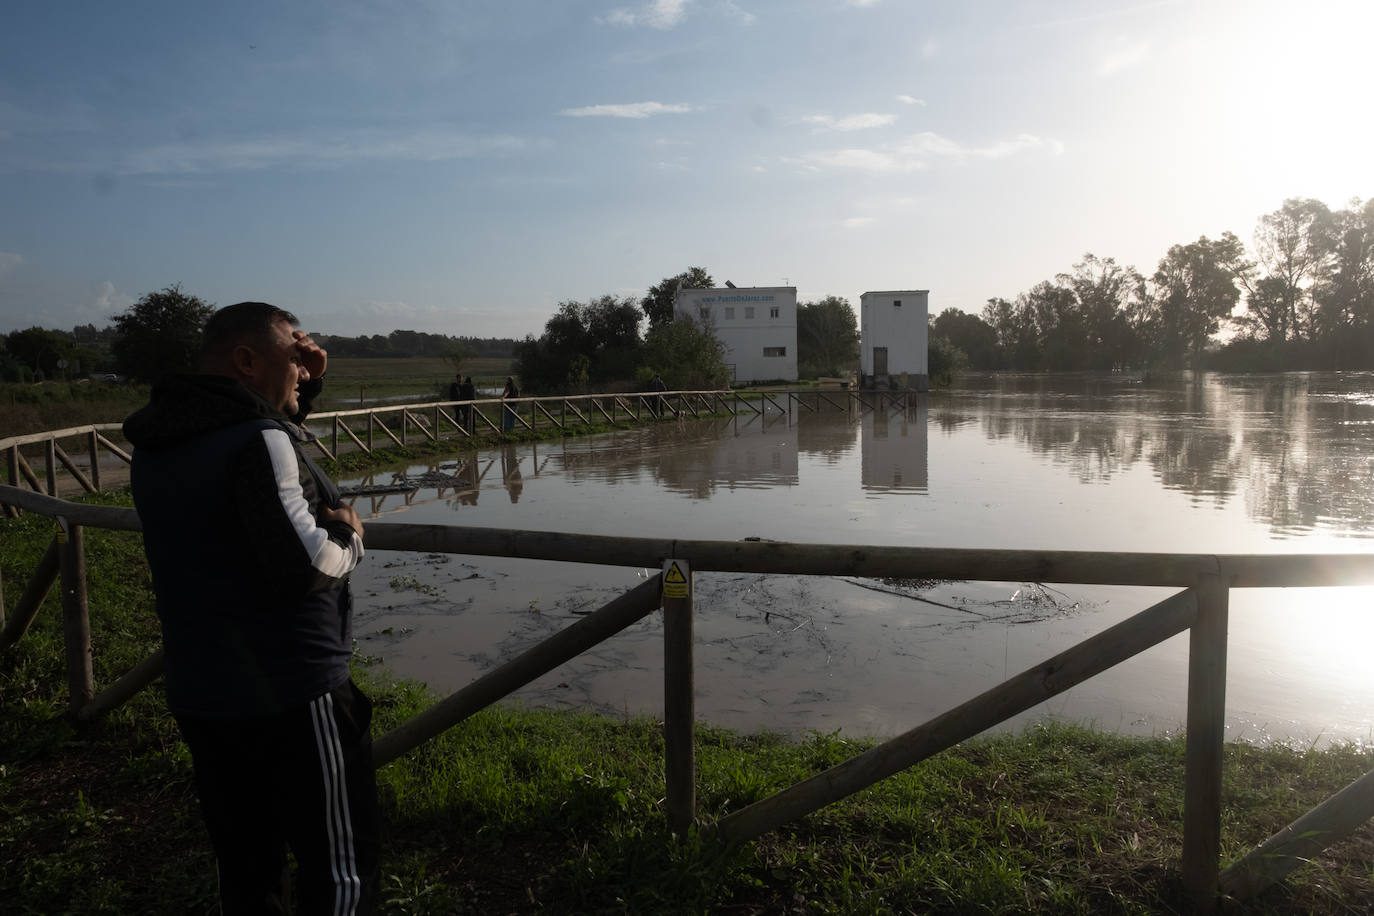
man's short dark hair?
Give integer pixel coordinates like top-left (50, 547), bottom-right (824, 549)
top-left (202, 301), bottom-right (298, 359)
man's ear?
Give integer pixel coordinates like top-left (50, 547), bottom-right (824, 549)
top-left (230, 343), bottom-right (258, 378)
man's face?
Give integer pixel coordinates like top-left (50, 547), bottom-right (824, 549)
top-left (246, 319), bottom-right (309, 415)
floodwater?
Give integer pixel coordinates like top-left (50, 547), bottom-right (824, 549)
top-left (345, 372), bottom-right (1374, 747)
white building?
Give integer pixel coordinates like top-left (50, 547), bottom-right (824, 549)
top-left (675, 286), bottom-right (798, 384)
top-left (860, 290), bottom-right (929, 389)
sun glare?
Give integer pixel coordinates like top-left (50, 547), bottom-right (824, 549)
top-left (1207, 1), bottom-right (1374, 205)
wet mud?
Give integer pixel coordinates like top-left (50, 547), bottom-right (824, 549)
top-left (352, 551), bottom-right (1124, 740)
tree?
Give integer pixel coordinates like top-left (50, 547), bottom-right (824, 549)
top-left (111, 284), bottom-right (215, 382)
top-left (927, 335), bottom-right (968, 386)
top-left (641, 267), bottom-right (713, 329)
top-left (980, 296), bottom-right (1039, 368)
top-left (1144, 234), bottom-right (1245, 368)
top-left (1023, 280), bottom-right (1083, 369)
top-left (1055, 254), bottom-right (1145, 370)
top-left (1235, 198), bottom-right (1334, 343)
top-left (514, 294), bottom-right (644, 393)
top-left (796, 296), bottom-right (859, 377)
top-left (930, 308), bottom-right (998, 369)
top-left (3, 326), bottom-right (86, 381)
top-left (1312, 198), bottom-right (1374, 366)
top-left (641, 315), bottom-right (729, 389)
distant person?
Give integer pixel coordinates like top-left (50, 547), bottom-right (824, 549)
top-left (649, 373), bottom-right (668, 418)
top-left (501, 375), bottom-right (519, 432)
top-left (447, 372), bottom-right (461, 402)
top-left (123, 301), bottom-right (378, 914)
top-left (459, 376), bottom-right (476, 431)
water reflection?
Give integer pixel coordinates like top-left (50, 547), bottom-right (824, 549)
top-left (945, 372), bottom-right (1374, 538)
top-left (339, 372), bottom-right (1374, 539)
top-left (501, 445), bottom-right (523, 504)
top-left (862, 401), bottom-right (928, 493)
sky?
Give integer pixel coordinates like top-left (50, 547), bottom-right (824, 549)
top-left (1, 0), bottom-right (1370, 339)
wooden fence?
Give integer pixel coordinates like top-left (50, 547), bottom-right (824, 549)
top-left (4, 481), bottom-right (1374, 909)
top-left (2, 387), bottom-right (926, 510)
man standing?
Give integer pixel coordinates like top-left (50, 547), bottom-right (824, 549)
top-left (124, 302), bottom-right (378, 914)
top-left (649, 373), bottom-right (668, 418)
top-left (458, 375), bottom-right (476, 431)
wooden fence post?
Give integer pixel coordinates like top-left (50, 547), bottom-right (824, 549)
top-left (0, 537), bottom-right (61, 652)
top-left (56, 518), bottom-right (94, 715)
top-left (1183, 573), bottom-right (1229, 908)
top-left (87, 431), bottom-right (100, 492)
top-left (662, 558), bottom-right (696, 834)
top-left (45, 438), bottom-right (57, 495)
top-left (3, 446), bottom-right (17, 517)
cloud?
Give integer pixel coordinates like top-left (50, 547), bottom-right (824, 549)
top-left (1098, 40), bottom-right (1150, 76)
top-left (117, 128), bottom-right (531, 176)
top-left (841, 217), bottom-right (875, 228)
top-left (719, 1), bottom-right (756, 25)
top-left (895, 95), bottom-right (926, 106)
top-left (791, 148), bottom-right (905, 173)
top-left (0, 252), bottom-right (22, 277)
top-left (801, 112), bottom-right (896, 132)
top-left (560, 101), bottom-right (695, 119)
top-left (603, 0), bottom-right (689, 29)
top-left (843, 0), bottom-right (881, 7)
top-left (790, 131), bottom-right (1063, 173)
top-left (90, 281), bottom-right (135, 318)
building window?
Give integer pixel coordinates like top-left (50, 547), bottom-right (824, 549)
top-left (724, 307), bottom-right (735, 319)
top-left (744, 306), bottom-right (755, 319)
top-left (699, 307), bottom-right (710, 321)
top-left (763, 346), bottom-right (786, 358)
top-left (893, 299), bottom-right (902, 307)
top-left (769, 307), bottom-right (780, 318)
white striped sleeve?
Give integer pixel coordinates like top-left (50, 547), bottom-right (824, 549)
top-left (261, 428), bottom-right (364, 580)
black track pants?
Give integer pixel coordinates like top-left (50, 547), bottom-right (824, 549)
top-left (177, 679), bottom-right (381, 915)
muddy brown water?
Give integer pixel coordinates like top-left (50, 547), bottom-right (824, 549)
top-left (348, 372), bottom-right (1374, 747)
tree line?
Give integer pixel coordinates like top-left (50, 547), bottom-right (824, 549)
top-left (0, 286), bottom-right (520, 383)
top-left (930, 196), bottom-right (1374, 374)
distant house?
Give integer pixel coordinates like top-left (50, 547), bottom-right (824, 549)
top-left (860, 290), bottom-right (929, 390)
top-left (674, 286), bottom-right (798, 384)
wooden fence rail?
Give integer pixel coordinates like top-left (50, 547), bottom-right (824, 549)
top-left (5, 480), bottom-right (1374, 909)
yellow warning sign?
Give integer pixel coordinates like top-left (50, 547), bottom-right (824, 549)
top-left (662, 560), bottom-right (689, 599)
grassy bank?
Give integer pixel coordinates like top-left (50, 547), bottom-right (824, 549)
top-left (4, 507), bottom-right (1374, 913)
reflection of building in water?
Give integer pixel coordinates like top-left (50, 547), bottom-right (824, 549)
top-left (654, 414), bottom-right (799, 498)
top-left (860, 398), bottom-right (928, 492)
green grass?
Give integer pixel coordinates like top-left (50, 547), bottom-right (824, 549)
top-left (5, 500), bottom-right (1374, 913)
top-left (0, 381), bottom-right (151, 438)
